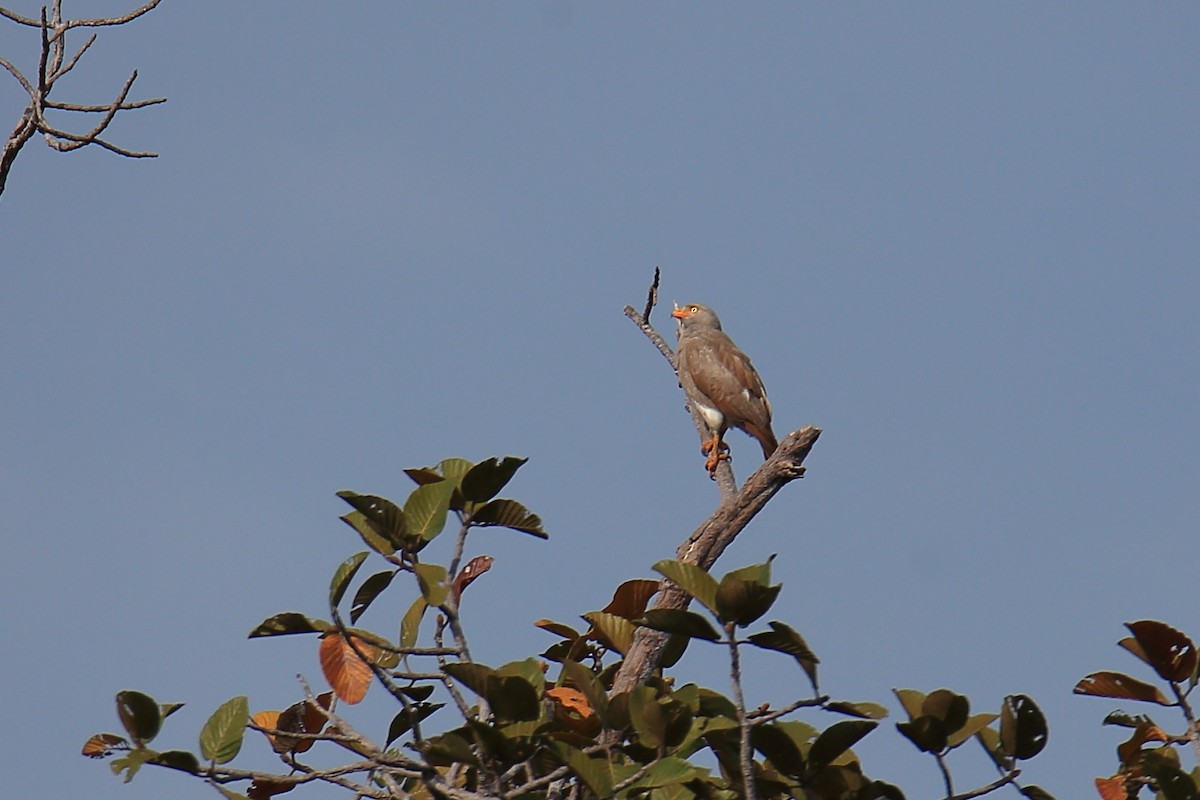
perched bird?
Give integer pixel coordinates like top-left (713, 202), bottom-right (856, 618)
top-left (671, 303), bottom-right (778, 476)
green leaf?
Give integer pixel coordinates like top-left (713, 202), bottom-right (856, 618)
top-left (724, 556), bottom-right (775, 585)
top-left (472, 498), bottom-right (548, 538)
top-left (660, 631), bottom-right (691, 669)
top-left (337, 491), bottom-right (408, 549)
top-left (893, 688), bottom-right (926, 720)
top-left (212, 787), bottom-right (251, 800)
top-left (443, 662), bottom-right (499, 696)
top-left (807, 720), bottom-right (877, 775)
top-left (116, 690), bottom-right (162, 745)
top-left (753, 723), bottom-right (806, 777)
top-left (1000, 694), bottom-right (1047, 761)
top-left (946, 713), bottom-right (999, 749)
top-left (413, 562), bottom-right (449, 607)
top-left (560, 659), bottom-right (609, 722)
top-left (896, 716), bottom-right (947, 753)
top-left (386, 703), bottom-right (444, 745)
top-left (111, 748), bottom-right (153, 782)
top-left (1020, 787), bottom-right (1058, 800)
top-left (629, 685), bottom-right (667, 748)
top-left (248, 612), bottom-right (328, 638)
top-left (640, 609), bottom-right (721, 641)
top-left (498, 657), bottom-right (547, 694)
top-left (824, 701), bottom-right (888, 720)
top-left (746, 621), bottom-right (819, 690)
top-left (340, 510), bottom-right (395, 556)
top-left (160, 703), bottom-right (185, 720)
top-left (583, 611), bottom-right (636, 655)
top-left (401, 684), bottom-right (436, 702)
top-left (350, 570), bottom-right (397, 623)
top-left (653, 559), bottom-right (719, 614)
top-left (975, 725), bottom-right (1011, 770)
top-left (553, 741), bottom-right (614, 798)
top-left (1143, 753), bottom-right (1199, 800)
top-left (405, 479), bottom-right (456, 541)
top-left (419, 730), bottom-right (478, 767)
top-left (488, 675), bottom-right (541, 723)
top-left (400, 595), bottom-right (427, 649)
top-left (329, 551), bottom-right (369, 607)
top-left (922, 689), bottom-right (969, 734)
top-left (714, 575), bottom-right (781, 627)
top-left (625, 756), bottom-right (710, 789)
top-left (151, 749), bottom-right (200, 773)
top-left (199, 696), bottom-right (248, 764)
top-left (461, 456), bottom-right (528, 504)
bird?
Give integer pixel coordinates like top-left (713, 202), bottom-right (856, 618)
top-left (671, 303), bottom-right (778, 476)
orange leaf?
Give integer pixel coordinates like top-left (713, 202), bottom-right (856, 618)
top-left (1116, 722), bottom-right (1169, 767)
top-left (1073, 671), bottom-right (1172, 705)
top-left (547, 686), bottom-right (594, 718)
top-left (601, 579), bottom-right (660, 620)
top-left (320, 633), bottom-right (374, 704)
top-left (81, 733), bottom-right (127, 758)
top-left (1094, 775), bottom-right (1127, 800)
top-left (251, 710), bottom-right (282, 750)
top-left (546, 685), bottom-right (599, 735)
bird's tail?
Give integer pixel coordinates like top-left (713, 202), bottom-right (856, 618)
top-left (746, 424), bottom-right (779, 460)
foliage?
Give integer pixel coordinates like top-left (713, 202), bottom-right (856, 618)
top-left (1075, 620), bottom-right (1200, 799)
top-left (81, 455), bottom-right (1084, 800)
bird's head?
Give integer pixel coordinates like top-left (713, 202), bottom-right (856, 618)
top-left (671, 302), bottom-right (723, 331)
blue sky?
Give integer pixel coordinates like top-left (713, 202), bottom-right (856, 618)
top-left (2, 3), bottom-right (1198, 797)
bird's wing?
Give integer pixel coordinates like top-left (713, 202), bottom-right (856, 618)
top-left (684, 330), bottom-right (773, 426)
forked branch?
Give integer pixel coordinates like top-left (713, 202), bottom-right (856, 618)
top-left (0, 0), bottom-right (166, 197)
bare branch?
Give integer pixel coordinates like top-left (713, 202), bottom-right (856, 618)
top-left (0, 0), bottom-right (165, 197)
top-left (0, 6), bottom-right (40, 27)
top-left (62, 0), bottom-right (164, 29)
top-left (0, 55), bottom-right (35, 96)
top-left (51, 32), bottom-right (95, 80)
top-left (613, 426), bottom-right (820, 693)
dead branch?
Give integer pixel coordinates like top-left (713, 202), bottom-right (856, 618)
top-left (612, 272), bottom-right (821, 694)
top-left (0, 0), bottom-right (166, 197)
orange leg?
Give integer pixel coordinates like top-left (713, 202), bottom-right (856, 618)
top-left (701, 433), bottom-right (731, 475)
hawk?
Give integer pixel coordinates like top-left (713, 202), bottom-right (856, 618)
top-left (671, 303), bottom-right (778, 475)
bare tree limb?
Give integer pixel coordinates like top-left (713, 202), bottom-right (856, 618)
top-left (0, 1), bottom-right (166, 197)
top-left (613, 271), bottom-right (821, 695)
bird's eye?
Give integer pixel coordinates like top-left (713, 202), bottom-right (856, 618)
top-left (690, 306), bottom-right (698, 313)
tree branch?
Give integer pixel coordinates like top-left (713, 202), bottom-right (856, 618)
top-left (0, 0), bottom-right (165, 197)
top-left (612, 271), bottom-right (821, 694)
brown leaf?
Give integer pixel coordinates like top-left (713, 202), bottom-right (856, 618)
top-left (320, 633), bottom-right (375, 705)
top-left (1116, 722), bottom-right (1169, 768)
top-left (601, 579), bottom-right (660, 620)
top-left (1094, 775), bottom-right (1128, 800)
top-left (248, 779), bottom-right (295, 799)
top-left (1125, 620), bottom-right (1198, 683)
top-left (81, 733), bottom-right (127, 758)
top-left (250, 710), bottom-right (283, 752)
top-left (451, 555), bottom-right (495, 603)
top-left (1073, 671), bottom-right (1172, 705)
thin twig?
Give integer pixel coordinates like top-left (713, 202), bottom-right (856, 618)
top-left (727, 622), bottom-right (759, 800)
top-left (949, 768), bottom-right (1020, 800)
